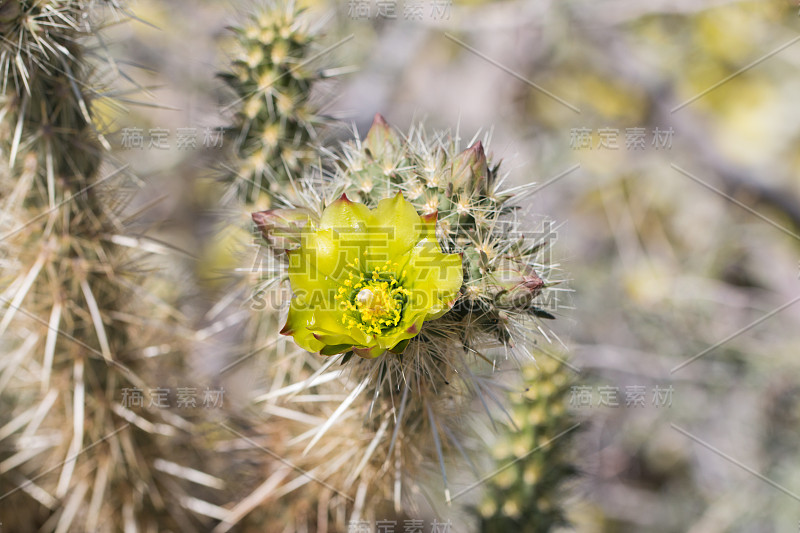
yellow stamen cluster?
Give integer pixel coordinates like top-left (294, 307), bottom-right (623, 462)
top-left (335, 258), bottom-right (410, 336)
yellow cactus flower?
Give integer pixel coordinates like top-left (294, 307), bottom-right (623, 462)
top-left (279, 193), bottom-right (463, 358)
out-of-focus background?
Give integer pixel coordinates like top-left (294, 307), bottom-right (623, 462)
top-left (108, 0), bottom-right (800, 530)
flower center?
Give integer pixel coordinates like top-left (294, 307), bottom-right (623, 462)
top-left (336, 258), bottom-right (409, 336)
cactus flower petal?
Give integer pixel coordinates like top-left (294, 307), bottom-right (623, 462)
top-left (403, 240), bottom-right (463, 319)
top-left (319, 194), bottom-right (372, 231)
top-left (372, 192), bottom-right (429, 260)
top-left (277, 193), bottom-right (463, 358)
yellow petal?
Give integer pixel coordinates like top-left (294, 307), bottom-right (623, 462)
top-left (281, 299), bottom-right (325, 353)
top-left (307, 310), bottom-right (371, 347)
top-left (353, 345), bottom-right (385, 359)
top-left (370, 192), bottom-right (426, 262)
top-left (404, 240), bottom-right (463, 316)
top-left (287, 248), bottom-right (341, 309)
top-left (375, 311), bottom-right (426, 350)
top-left (303, 228), bottom-right (364, 281)
top-left (319, 193), bottom-right (372, 232)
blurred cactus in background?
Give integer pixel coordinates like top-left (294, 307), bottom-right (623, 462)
top-left (196, 1), bottom-right (331, 292)
top-left (0, 0), bottom-right (108, 187)
top-left (220, 0), bottom-right (327, 205)
top-left (478, 357), bottom-right (577, 533)
top-left (0, 2), bottom-right (226, 530)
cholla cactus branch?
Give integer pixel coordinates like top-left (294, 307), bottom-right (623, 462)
top-left (246, 115), bottom-right (570, 529)
top-left (478, 357), bottom-right (578, 532)
top-left (0, 2), bottom-right (225, 531)
top-left (220, 0), bottom-right (326, 204)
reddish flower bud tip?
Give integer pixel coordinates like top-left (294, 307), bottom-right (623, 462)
top-left (279, 323), bottom-right (293, 335)
top-left (520, 267), bottom-right (545, 291)
top-left (522, 275), bottom-right (545, 291)
top-left (458, 140), bottom-right (485, 163)
top-left (338, 192), bottom-right (352, 203)
top-left (251, 210), bottom-right (271, 228)
top-left (406, 323), bottom-right (419, 334)
top-left (365, 114), bottom-right (398, 155)
top-left (372, 113), bottom-right (389, 128)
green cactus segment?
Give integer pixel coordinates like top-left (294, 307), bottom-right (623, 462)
top-left (258, 114), bottom-right (557, 352)
top-left (338, 114), bottom-right (555, 349)
top-left (251, 115), bottom-right (567, 524)
top-left (220, 1), bottom-right (323, 204)
top-left (1, 1), bottom-right (89, 95)
top-left (479, 358), bottom-right (576, 533)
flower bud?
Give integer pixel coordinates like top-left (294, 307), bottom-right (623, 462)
top-left (451, 141), bottom-right (488, 193)
top-left (490, 257), bottom-right (545, 309)
top-left (364, 113), bottom-right (400, 160)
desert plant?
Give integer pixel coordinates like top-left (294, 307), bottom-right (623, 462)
top-left (477, 357), bottom-right (577, 533)
top-left (219, 0), bottom-right (327, 205)
top-left (0, 2), bottom-right (227, 530)
top-left (243, 114), bottom-right (572, 531)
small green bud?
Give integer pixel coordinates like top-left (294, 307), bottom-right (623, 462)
top-left (451, 140), bottom-right (488, 193)
top-left (364, 113), bottom-right (400, 160)
top-left (490, 258), bottom-right (545, 309)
